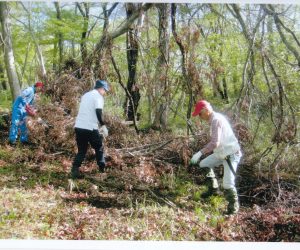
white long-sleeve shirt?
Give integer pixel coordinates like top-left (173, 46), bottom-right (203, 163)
top-left (201, 111), bottom-right (240, 159)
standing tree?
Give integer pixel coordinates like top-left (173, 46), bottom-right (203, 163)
top-left (18, 2), bottom-right (47, 77)
top-left (152, 3), bottom-right (170, 130)
top-left (0, 2), bottom-right (20, 100)
top-left (124, 3), bottom-right (143, 122)
top-left (76, 2), bottom-right (90, 61)
top-left (91, 3), bottom-right (152, 79)
top-left (54, 2), bottom-right (63, 73)
top-left (171, 3), bottom-right (196, 134)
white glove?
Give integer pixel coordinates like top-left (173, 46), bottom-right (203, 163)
top-left (190, 151), bottom-right (202, 165)
top-left (100, 125), bottom-right (109, 138)
top-left (37, 117), bottom-right (49, 128)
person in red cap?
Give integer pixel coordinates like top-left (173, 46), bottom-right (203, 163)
top-left (190, 100), bottom-right (242, 215)
top-left (9, 81), bottom-right (44, 145)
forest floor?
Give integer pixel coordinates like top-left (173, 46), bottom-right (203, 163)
top-left (0, 123), bottom-right (299, 241)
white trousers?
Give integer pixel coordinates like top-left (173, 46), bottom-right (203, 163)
top-left (199, 151), bottom-right (242, 190)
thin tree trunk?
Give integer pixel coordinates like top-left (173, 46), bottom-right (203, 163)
top-left (263, 5), bottom-right (300, 67)
top-left (90, 3), bottom-right (152, 73)
top-left (124, 3), bottom-right (142, 122)
top-left (152, 4), bottom-right (170, 131)
top-left (54, 2), bottom-right (63, 73)
top-left (171, 3), bottom-right (194, 135)
top-left (110, 50), bottom-right (139, 133)
top-left (0, 2), bottom-right (20, 100)
top-left (19, 2), bottom-right (46, 77)
top-left (77, 2), bottom-right (90, 61)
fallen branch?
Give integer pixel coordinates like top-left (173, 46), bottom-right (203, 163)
top-left (146, 187), bottom-right (177, 208)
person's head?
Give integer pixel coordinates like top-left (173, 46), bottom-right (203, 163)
top-left (94, 80), bottom-right (109, 96)
top-left (192, 100), bottom-right (213, 121)
top-left (34, 82), bottom-right (44, 93)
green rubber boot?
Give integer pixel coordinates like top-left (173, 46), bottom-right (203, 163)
top-left (224, 188), bottom-right (239, 215)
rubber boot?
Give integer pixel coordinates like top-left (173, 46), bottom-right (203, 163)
top-left (201, 177), bottom-right (219, 199)
top-left (224, 188), bottom-right (239, 215)
top-left (201, 168), bottom-right (219, 198)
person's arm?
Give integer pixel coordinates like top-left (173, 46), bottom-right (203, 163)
top-left (21, 87), bottom-right (35, 105)
top-left (96, 108), bottom-right (105, 126)
top-left (96, 108), bottom-right (108, 137)
top-left (201, 119), bottom-right (222, 155)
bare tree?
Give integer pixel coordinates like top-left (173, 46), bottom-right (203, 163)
top-left (54, 2), bottom-right (63, 73)
top-left (171, 3), bottom-right (196, 134)
top-left (17, 2), bottom-right (47, 77)
top-left (76, 2), bottom-right (90, 61)
top-left (152, 3), bottom-right (170, 131)
top-left (0, 2), bottom-right (20, 100)
top-left (89, 3), bottom-right (152, 77)
top-left (262, 4), bottom-right (300, 68)
top-left (123, 3), bottom-right (143, 122)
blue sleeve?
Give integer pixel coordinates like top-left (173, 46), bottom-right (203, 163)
top-left (20, 86), bottom-right (35, 105)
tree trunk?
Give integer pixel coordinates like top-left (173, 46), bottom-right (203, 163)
top-left (19, 3), bottom-right (47, 78)
top-left (124, 3), bottom-right (142, 122)
top-left (171, 3), bottom-right (194, 135)
top-left (90, 3), bottom-right (152, 76)
top-left (77, 2), bottom-right (89, 61)
top-left (152, 4), bottom-right (170, 131)
top-left (54, 2), bottom-right (63, 73)
top-left (264, 5), bottom-right (300, 68)
top-left (0, 2), bottom-right (20, 100)
top-left (141, 11), bottom-right (153, 124)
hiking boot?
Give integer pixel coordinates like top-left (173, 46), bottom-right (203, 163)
top-left (224, 188), bottom-right (239, 215)
top-left (98, 162), bottom-right (105, 173)
top-left (71, 167), bottom-right (84, 179)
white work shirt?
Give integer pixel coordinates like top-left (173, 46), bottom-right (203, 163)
top-left (202, 111), bottom-right (240, 159)
top-left (75, 89), bottom-right (104, 130)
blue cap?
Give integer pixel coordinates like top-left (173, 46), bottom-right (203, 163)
top-left (94, 80), bottom-right (109, 91)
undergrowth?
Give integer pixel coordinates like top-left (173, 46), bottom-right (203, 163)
top-left (0, 143), bottom-right (299, 241)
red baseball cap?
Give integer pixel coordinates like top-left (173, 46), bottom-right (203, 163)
top-left (192, 100), bottom-right (212, 117)
top-left (35, 81), bottom-right (44, 88)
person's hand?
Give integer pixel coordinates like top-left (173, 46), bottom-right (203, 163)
top-left (25, 104), bottom-right (37, 116)
top-left (100, 125), bottom-right (109, 138)
top-left (189, 151), bottom-right (202, 165)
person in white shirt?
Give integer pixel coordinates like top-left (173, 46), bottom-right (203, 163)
top-left (190, 100), bottom-right (242, 215)
top-left (71, 80), bottom-right (109, 179)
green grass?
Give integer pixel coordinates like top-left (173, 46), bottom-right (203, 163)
top-left (0, 144), bottom-right (233, 240)
top-left (2, 140), bottom-right (298, 241)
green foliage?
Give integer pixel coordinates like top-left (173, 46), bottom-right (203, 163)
top-left (0, 90), bottom-right (12, 110)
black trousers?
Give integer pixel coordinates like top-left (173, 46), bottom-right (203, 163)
top-left (72, 128), bottom-right (105, 170)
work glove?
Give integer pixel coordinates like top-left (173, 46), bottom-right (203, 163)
top-left (37, 117), bottom-right (50, 128)
top-left (99, 125), bottom-right (109, 138)
top-left (25, 104), bottom-right (37, 116)
top-left (190, 151), bottom-right (202, 165)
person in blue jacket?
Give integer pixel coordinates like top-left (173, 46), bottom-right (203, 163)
top-left (9, 82), bottom-right (44, 145)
